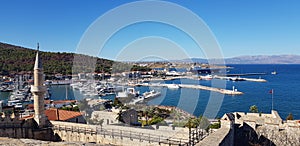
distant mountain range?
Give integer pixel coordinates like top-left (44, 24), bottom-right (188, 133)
top-left (185, 55), bottom-right (300, 64)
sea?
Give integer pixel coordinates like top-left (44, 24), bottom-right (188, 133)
top-left (1, 64), bottom-right (299, 120)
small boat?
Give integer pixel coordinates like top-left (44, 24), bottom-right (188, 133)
top-left (116, 87), bottom-right (139, 98)
top-left (143, 90), bottom-right (161, 99)
top-left (0, 85), bottom-right (15, 92)
top-left (166, 84), bottom-right (180, 89)
top-left (200, 75), bottom-right (213, 80)
top-left (271, 71), bottom-right (277, 75)
top-left (128, 96), bottom-right (144, 105)
top-left (7, 100), bottom-right (21, 106)
top-left (14, 103), bottom-right (23, 109)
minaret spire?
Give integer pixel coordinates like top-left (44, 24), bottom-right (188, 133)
top-left (34, 43), bottom-right (42, 70)
top-left (31, 43), bottom-right (48, 128)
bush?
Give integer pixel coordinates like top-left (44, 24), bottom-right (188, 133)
top-left (249, 105), bottom-right (258, 113)
top-left (209, 122), bottom-right (221, 129)
top-left (148, 115), bottom-right (164, 125)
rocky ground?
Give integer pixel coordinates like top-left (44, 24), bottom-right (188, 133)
top-left (0, 137), bottom-right (114, 146)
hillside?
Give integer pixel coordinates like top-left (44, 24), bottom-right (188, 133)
top-left (0, 42), bottom-right (113, 75)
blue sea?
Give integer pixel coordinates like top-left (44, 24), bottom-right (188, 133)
top-left (142, 64), bottom-right (299, 119)
top-left (1, 64), bottom-right (299, 120)
top-left (157, 64), bottom-right (299, 119)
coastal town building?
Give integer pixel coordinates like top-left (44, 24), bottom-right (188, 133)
top-left (120, 109), bottom-right (139, 125)
top-left (45, 108), bottom-right (86, 123)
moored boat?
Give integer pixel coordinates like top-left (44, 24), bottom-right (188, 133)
top-left (166, 84), bottom-right (180, 89)
top-left (143, 90), bottom-right (161, 99)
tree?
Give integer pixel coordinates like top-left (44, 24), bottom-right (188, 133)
top-left (198, 116), bottom-right (210, 130)
top-left (78, 99), bottom-right (89, 111)
top-left (185, 116), bottom-right (210, 129)
top-left (116, 110), bottom-right (124, 123)
top-left (286, 113), bottom-right (294, 120)
top-left (113, 97), bottom-right (123, 107)
top-left (249, 105), bottom-right (258, 113)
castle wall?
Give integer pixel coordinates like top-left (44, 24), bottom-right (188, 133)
top-left (51, 120), bottom-right (190, 146)
top-left (255, 123), bottom-right (300, 146)
top-left (0, 117), bottom-right (58, 141)
top-left (195, 127), bottom-right (232, 146)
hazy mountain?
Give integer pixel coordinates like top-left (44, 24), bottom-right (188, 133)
top-left (225, 55), bottom-right (300, 64)
top-left (182, 55), bottom-right (300, 64)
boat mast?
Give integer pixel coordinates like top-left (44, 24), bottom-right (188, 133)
top-left (65, 85), bottom-right (68, 100)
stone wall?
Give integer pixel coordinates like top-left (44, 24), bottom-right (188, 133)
top-left (217, 111), bottom-right (300, 146)
top-left (0, 115), bottom-right (59, 141)
top-left (51, 121), bottom-right (190, 146)
top-left (198, 111), bottom-right (300, 146)
top-left (196, 127), bottom-right (232, 146)
top-left (256, 123), bottom-right (300, 146)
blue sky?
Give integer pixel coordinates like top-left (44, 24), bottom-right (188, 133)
top-left (1, 0), bottom-right (299, 60)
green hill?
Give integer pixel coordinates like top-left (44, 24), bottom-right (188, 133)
top-left (0, 42), bottom-right (113, 75)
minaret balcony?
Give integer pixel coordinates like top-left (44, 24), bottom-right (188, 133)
top-left (31, 85), bottom-right (47, 93)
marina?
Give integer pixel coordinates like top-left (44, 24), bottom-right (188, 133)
top-left (0, 64), bottom-right (299, 120)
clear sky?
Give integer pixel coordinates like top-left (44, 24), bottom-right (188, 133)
top-left (1, 0), bottom-right (300, 60)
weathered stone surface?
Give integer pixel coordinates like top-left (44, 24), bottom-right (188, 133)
top-left (0, 137), bottom-right (113, 146)
top-left (198, 110), bottom-right (300, 146)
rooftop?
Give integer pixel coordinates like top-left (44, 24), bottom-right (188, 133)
top-left (45, 108), bottom-right (83, 121)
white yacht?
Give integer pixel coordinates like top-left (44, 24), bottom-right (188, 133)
top-left (143, 90), bottom-right (161, 99)
top-left (166, 84), bottom-right (180, 89)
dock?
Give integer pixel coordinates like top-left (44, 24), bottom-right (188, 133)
top-left (128, 83), bottom-right (243, 95)
top-left (222, 73), bottom-right (267, 76)
top-left (214, 76), bottom-right (267, 82)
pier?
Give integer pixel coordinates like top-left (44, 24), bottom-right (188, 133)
top-left (222, 73), bottom-right (267, 76)
top-left (214, 76), bottom-right (267, 82)
top-left (128, 83), bottom-right (243, 95)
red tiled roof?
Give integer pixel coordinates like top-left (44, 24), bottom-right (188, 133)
top-left (20, 114), bottom-right (34, 120)
top-left (45, 108), bottom-right (83, 121)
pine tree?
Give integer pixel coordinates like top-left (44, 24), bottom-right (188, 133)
top-left (286, 113), bottom-right (294, 120)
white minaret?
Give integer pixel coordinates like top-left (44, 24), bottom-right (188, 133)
top-left (31, 43), bottom-right (48, 127)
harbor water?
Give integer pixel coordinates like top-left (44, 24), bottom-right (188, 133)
top-left (0, 64), bottom-right (299, 119)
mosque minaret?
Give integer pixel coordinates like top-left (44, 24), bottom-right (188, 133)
top-left (31, 43), bottom-right (48, 127)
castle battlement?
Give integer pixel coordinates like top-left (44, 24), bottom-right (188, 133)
top-left (199, 110), bottom-right (300, 146)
